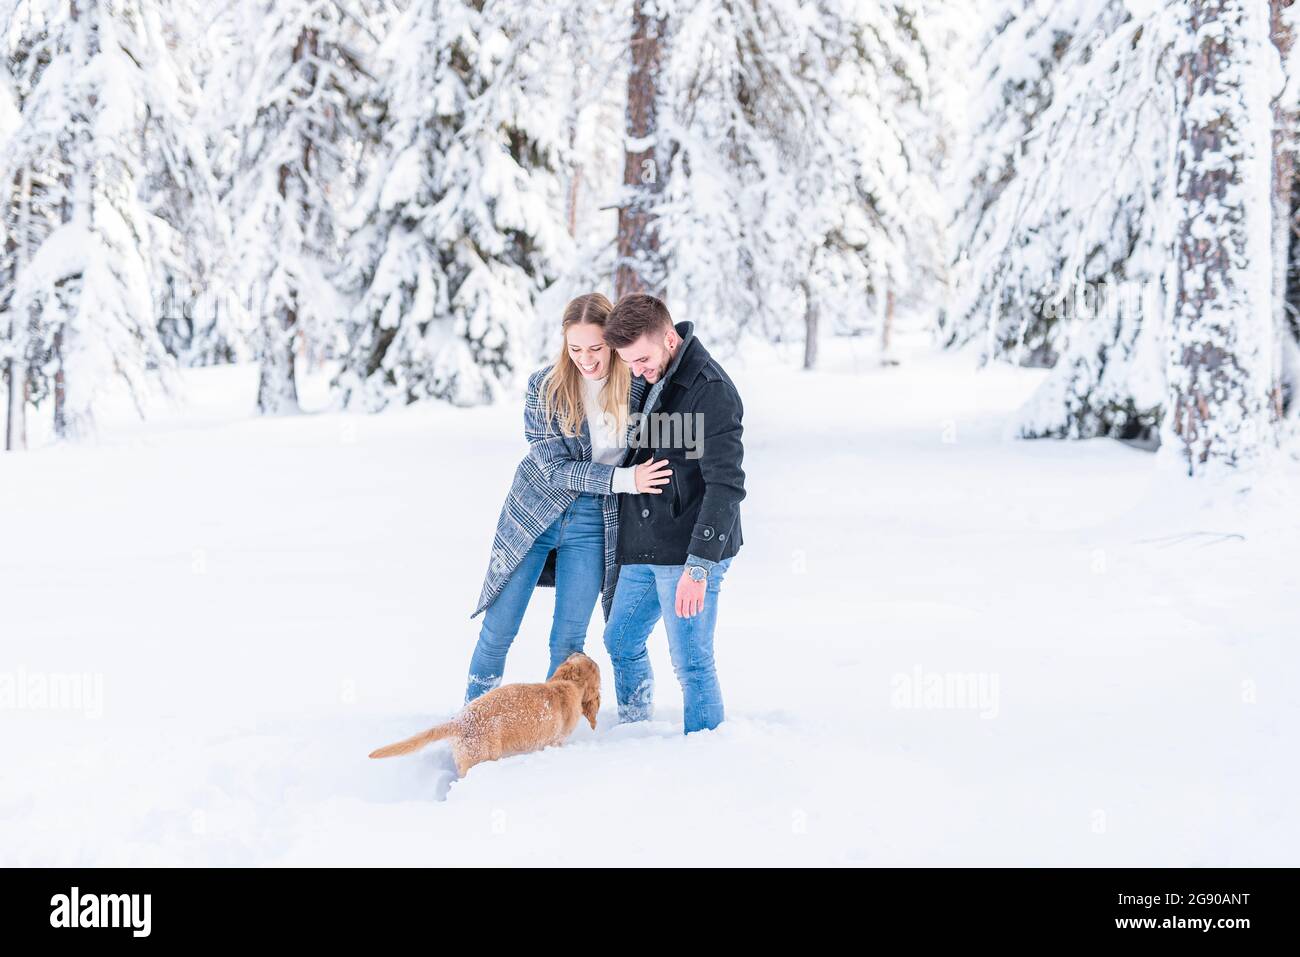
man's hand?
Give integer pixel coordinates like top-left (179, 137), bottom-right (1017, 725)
top-left (675, 571), bottom-right (706, 618)
top-left (634, 458), bottom-right (672, 494)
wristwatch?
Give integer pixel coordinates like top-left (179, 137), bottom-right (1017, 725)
top-left (687, 565), bottom-right (709, 583)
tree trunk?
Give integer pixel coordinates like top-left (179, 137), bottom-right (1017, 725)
top-left (1167, 0), bottom-right (1277, 474)
top-left (802, 280), bottom-right (818, 370)
top-left (616, 3), bottom-right (666, 298)
top-left (6, 167), bottom-right (34, 451)
top-left (565, 113), bottom-right (582, 238)
top-left (3, 175), bottom-right (16, 451)
top-left (566, 164), bottom-right (582, 238)
top-left (1270, 0), bottom-right (1297, 417)
top-left (53, 327), bottom-right (67, 438)
top-left (258, 298), bottom-right (300, 415)
top-left (880, 287), bottom-right (899, 366)
top-left (4, 358), bottom-right (23, 451)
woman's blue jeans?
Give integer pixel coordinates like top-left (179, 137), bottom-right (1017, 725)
top-left (465, 492), bottom-right (605, 703)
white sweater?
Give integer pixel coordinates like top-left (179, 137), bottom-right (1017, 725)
top-left (583, 375), bottom-right (638, 494)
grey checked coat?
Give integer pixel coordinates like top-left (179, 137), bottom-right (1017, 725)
top-left (471, 366), bottom-right (648, 621)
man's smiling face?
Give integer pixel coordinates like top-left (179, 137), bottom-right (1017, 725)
top-left (615, 327), bottom-right (679, 383)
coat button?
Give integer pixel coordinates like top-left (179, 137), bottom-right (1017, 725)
top-left (719, 534), bottom-right (726, 542)
top-left (641, 508), bottom-right (650, 518)
top-left (702, 528), bottom-right (712, 538)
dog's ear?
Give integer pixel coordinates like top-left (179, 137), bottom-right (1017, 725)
top-left (583, 691), bottom-right (599, 730)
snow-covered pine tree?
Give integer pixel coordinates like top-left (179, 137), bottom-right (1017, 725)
top-left (554, 0), bottom-right (624, 247)
top-left (1166, 0), bottom-right (1279, 473)
top-left (154, 0), bottom-right (254, 369)
top-left (952, 0), bottom-right (1289, 468)
top-left (334, 0), bottom-right (572, 409)
top-left (219, 0), bottom-right (377, 414)
top-left (0, 0), bottom-right (217, 439)
top-left (527, 0), bottom-right (625, 365)
top-left (948, 1), bottom-right (1175, 443)
top-left (947, 0), bottom-right (1068, 361)
top-left (635, 0), bottom-right (946, 357)
top-left (794, 0), bottom-right (953, 367)
top-left (132, 0), bottom-right (229, 371)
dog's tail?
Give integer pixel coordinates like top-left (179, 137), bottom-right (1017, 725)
top-left (369, 721), bottom-right (456, 759)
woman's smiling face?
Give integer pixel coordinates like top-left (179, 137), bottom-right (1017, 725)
top-left (566, 322), bottom-right (610, 379)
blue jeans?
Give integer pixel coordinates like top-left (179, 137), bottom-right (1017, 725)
top-left (602, 557), bottom-right (733, 734)
top-left (466, 492), bottom-right (606, 702)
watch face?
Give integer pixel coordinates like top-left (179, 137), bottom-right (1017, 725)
top-left (689, 566), bottom-right (707, 581)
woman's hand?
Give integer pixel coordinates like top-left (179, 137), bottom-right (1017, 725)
top-left (634, 458), bottom-right (672, 494)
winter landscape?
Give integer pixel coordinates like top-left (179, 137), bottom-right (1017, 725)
top-left (2, 328), bottom-right (1298, 866)
top-left (3, 1), bottom-right (1300, 867)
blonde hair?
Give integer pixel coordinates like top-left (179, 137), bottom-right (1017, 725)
top-left (542, 293), bottom-right (631, 438)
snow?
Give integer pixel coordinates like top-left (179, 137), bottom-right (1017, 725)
top-left (1, 329), bottom-right (1298, 866)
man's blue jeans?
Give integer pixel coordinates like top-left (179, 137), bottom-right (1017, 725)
top-left (465, 492), bottom-right (605, 702)
top-left (602, 557), bottom-right (733, 733)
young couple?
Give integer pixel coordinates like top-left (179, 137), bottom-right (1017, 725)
top-left (466, 292), bottom-right (746, 734)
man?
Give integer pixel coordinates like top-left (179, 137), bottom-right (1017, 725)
top-left (601, 294), bottom-right (745, 733)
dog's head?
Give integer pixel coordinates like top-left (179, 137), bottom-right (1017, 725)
top-left (551, 652), bottom-right (601, 730)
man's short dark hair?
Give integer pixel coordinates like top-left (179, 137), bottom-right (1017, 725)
top-left (604, 294), bottom-right (674, 348)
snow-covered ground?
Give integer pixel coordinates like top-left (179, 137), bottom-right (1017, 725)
top-left (2, 333), bottom-right (1298, 866)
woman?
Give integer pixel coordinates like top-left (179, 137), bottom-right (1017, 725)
top-left (466, 293), bottom-right (670, 703)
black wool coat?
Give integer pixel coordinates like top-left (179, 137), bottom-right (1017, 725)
top-left (616, 322), bottom-right (746, 567)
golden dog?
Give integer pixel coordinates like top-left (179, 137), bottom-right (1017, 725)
top-left (369, 652), bottom-right (601, 777)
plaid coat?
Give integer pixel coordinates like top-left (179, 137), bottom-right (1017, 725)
top-left (471, 366), bottom-right (648, 621)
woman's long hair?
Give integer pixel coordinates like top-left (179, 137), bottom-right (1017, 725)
top-left (541, 293), bottom-right (630, 438)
